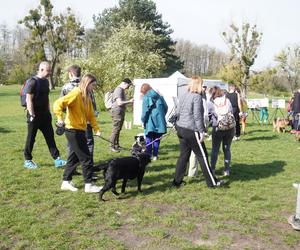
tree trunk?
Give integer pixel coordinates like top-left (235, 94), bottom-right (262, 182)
top-left (49, 57), bottom-right (57, 90)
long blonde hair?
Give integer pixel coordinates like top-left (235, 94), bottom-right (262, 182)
top-left (79, 74), bottom-right (97, 105)
top-left (188, 76), bottom-right (203, 93)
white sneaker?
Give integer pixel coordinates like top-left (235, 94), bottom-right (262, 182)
top-left (152, 156), bottom-right (158, 161)
top-left (61, 181), bottom-right (78, 192)
top-left (85, 183), bottom-right (103, 193)
top-left (293, 183), bottom-right (300, 189)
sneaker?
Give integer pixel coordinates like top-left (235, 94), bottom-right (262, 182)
top-left (61, 181), bottom-right (78, 192)
top-left (85, 183), bottom-right (103, 193)
top-left (216, 180), bottom-right (225, 187)
top-left (24, 160), bottom-right (38, 169)
top-left (223, 170), bottom-right (230, 176)
top-left (110, 147), bottom-right (120, 153)
top-left (288, 215), bottom-right (300, 230)
top-left (54, 157), bottom-right (67, 168)
top-left (152, 156), bottom-right (158, 161)
top-left (232, 136), bottom-right (237, 141)
top-left (293, 183), bottom-right (300, 189)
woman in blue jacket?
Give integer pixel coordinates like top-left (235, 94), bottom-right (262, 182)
top-left (141, 83), bottom-right (168, 161)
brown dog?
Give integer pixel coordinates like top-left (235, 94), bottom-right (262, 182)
top-left (273, 118), bottom-right (289, 133)
top-left (295, 131), bottom-right (300, 141)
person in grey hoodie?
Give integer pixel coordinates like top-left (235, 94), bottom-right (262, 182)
top-left (172, 76), bottom-right (223, 188)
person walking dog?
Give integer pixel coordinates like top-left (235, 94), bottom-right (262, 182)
top-left (53, 74), bottom-right (102, 193)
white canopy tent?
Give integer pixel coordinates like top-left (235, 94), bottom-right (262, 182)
top-left (132, 71), bottom-right (228, 126)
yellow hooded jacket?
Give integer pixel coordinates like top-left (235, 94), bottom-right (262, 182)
top-left (53, 87), bottom-right (100, 133)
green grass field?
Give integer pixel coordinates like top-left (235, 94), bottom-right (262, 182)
top-left (1, 85), bottom-right (300, 249)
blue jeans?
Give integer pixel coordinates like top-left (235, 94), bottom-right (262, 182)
top-left (145, 132), bottom-right (162, 157)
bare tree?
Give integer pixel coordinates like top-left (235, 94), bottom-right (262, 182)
top-left (222, 22), bottom-right (262, 97)
top-left (175, 39), bottom-right (228, 77)
top-left (275, 45), bottom-right (300, 93)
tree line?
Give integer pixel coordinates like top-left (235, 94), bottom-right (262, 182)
top-left (0, 0), bottom-right (300, 98)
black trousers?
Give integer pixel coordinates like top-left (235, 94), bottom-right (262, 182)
top-left (64, 129), bottom-right (93, 183)
top-left (174, 126), bottom-right (218, 188)
top-left (234, 111), bottom-right (241, 137)
top-left (24, 112), bottom-right (60, 160)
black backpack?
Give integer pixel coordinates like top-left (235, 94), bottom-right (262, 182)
top-left (20, 76), bottom-right (40, 107)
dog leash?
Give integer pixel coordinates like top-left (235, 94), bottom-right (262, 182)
top-left (144, 126), bottom-right (177, 147)
top-left (94, 135), bottom-right (132, 151)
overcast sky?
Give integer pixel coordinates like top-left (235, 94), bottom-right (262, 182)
top-left (2, 0), bottom-right (300, 70)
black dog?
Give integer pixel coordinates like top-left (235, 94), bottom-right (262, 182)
top-left (96, 152), bottom-right (151, 201)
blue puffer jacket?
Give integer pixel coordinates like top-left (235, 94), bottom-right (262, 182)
top-left (141, 89), bottom-right (168, 135)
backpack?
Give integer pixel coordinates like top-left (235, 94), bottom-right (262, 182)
top-left (213, 98), bottom-right (236, 131)
top-left (104, 90), bottom-right (114, 109)
top-left (20, 76), bottom-right (40, 107)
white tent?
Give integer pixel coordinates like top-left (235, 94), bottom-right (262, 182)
top-left (132, 72), bottom-right (228, 126)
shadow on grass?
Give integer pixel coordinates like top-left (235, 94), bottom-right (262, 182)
top-left (0, 127), bottom-right (13, 133)
top-left (231, 160), bottom-right (286, 182)
top-left (0, 92), bottom-right (19, 97)
top-left (243, 135), bottom-right (278, 141)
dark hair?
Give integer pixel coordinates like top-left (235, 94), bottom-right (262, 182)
top-left (210, 86), bottom-right (224, 100)
top-left (123, 78), bottom-right (132, 84)
top-left (68, 65), bottom-right (81, 77)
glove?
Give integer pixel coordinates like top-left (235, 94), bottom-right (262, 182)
top-left (55, 120), bottom-right (65, 136)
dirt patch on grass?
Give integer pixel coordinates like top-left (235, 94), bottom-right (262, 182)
top-left (104, 200), bottom-right (300, 249)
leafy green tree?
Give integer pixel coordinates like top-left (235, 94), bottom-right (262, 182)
top-left (249, 68), bottom-right (288, 95)
top-left (89, 0), bottom-right (182, 76)
top-left (0, 57), bottom-right (7, 85)
top-left (19, 0), bottom-right (84, 88)
top-left (218, 62), bottom-right (243, 86)
top-left (62, 22), bottom-right (164, 109)
top-left (275, 45), bottom-right (300, 92)
top-left (222, 22), bottom-right (262, 97)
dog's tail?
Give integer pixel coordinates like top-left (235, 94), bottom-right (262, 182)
top-left (93, 162), bottom-right (109, 172)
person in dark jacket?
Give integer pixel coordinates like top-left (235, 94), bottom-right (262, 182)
top-left (172, 76), bottom-right (223, 188)
top-left (141, 83), bottom-right (168, 161)
top-left (292, 89), bottom-right (300, 131)
top-left (226, 84), bottom-right (242, 140)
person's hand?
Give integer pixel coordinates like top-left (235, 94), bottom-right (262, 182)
top-left (198, 132), bottom-right (205, 142)
top-left (56, 120), bottom-right (65, 127)
top-left (95, 131), bottom-right (102, 137)
top-left (129, 98), bottom-right (134, 104)
top-left (28, 115), bottom-right (35, 122)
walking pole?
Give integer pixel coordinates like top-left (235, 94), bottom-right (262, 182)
top-left (288, 184), bottom-right (300, 230)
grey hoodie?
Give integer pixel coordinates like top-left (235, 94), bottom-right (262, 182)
top-left (176, 92), bottom-right (205, 132)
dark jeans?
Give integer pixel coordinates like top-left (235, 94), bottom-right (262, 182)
top-left (174, 126), bottom-right (218, 188)
top-left (110, 110), bottom-right (125, 148)
top-left (64, 129), bottom-right (93, 183)
top-left (145, 132), bottom-right (162, 157)
top-left (211, 127), bottom-right (235, 172)
top-left (24, 112), bottom-right (60, 160)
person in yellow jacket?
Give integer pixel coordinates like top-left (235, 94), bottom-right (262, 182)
top-left (53, 73), bottom-right (102, 193)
